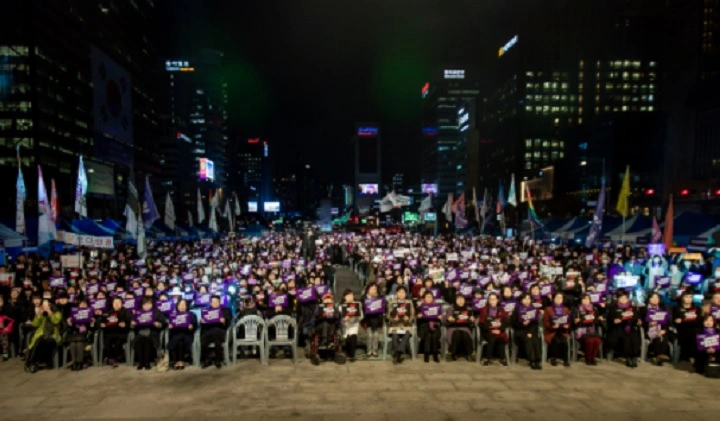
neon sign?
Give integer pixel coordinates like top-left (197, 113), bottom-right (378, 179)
top-left (498, 35), bottom-right (518, 57)
top-left (443, 69), bottom-right (465, 79)
top-left (422, 127), bottom-right (438, 136)
top-left (357, 127), bottom-right (379, 137)
top-left (248, 138), bottom-right (260, 144)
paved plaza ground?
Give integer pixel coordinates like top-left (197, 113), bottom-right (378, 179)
top-left (0, 354), bottom-right (718, 421)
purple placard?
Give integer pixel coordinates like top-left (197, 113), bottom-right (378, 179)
top-left (685, 272), bottom-right (703, 285)
top-left (519, 307), bottom-right (539, 322)
top-left (71, 307), bottom-right (92, 324)
top-left (195, 293), bottom-right (211, 307)
top-left (502, 300), bottom-right (517, 314)
top-left (459, 271), bottom-right (470, 280)
top-left (645, 309), bottom-right (669, 325)
top-left (477, 276), bottom-right (491, 286)
top-left (428, 288), bottom-right (441, 299)
top-left (132, 287), bottom-right (144, 297)
top-left (472, 298), bottom-right (487, 311)
top-left (696, 333), bottom-right (720, 351)
top-left (513, 289), bottom-right (523, 299)
top-left (420, 303), bottom-right (442, 319)
top-left (182, 273), bottom-right (194, 282)
top-left (297, 286), bottom-right (317, 303)
top-left (459, 284), bottom-right (474, 297)
top-left (124, 297), bottom-right (138, 311)
top-left (135, 310), bottom-right (155, 327)
top-left (170, 312), bottom-right (191, 328)
top-left (446, 270), bottom-right (458, 281)
top-left (269, 293), bottom-right (289, 308)
top-left (595, 282), bottom-right (608, 294)
top-left (648, 243), bottom-right (666, 256)
top-left (105, 281), bottom-right (117, 292)
top-left (589, 292), bottom-right (603, 305)
top-left (86, 283), bottom-right (100, 296)
top-left (392, 263), bottom-right (401, 271)
top-left (201, 308), bottom-right (222, 323)
top-left (540, 284), bottom-right (554, 297)
top-left (656, 276), bottom-right (671, 288)
top-left (157, 299), bottom-right (175, 315)
top-left (364, 298), bottom-right (385, 315)
top-left (184, 291), bottom-right (195, 301)
top-left (315, 284), bottom-right (329, 296)
top-left (711, 306), bottom-right (720, 320)
top-left (90, 298), bottom-right (107, 312)
top-left (552, 314), bottom-right (569, 325)
top-left (49, 276), bottom-right (66, 289)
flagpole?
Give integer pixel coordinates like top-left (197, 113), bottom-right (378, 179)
top-left (17, 145), bottom-right (27, 261)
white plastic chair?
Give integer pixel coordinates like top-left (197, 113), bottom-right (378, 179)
top-left (265, 315), bottom-right (298, 364)
top-left (476, 327), bottom-right (511, 364)
top-left (232, 315), bottom-right (267, 365)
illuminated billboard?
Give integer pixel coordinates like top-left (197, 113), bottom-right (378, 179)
top-left (443, 69), bottom-right (465, 79)
top-left (248, 201), bottom-right (258, 212)
top-left (165, 60), bottom-right (194, 72)
top-left (263, 202), bottom-right (280, 212)
top-left (357, 126), bottom-right (379, 137)
top-left (421, 184), bottom-right (438, 195)
top-left (199, 158), bottom-right (214, 181)
top-left (358, 184), bottom-right (379, 195)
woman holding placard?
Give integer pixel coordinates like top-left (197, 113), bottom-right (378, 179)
top-left (606, 290), bottom-right (641, 368)
top-left (512, 292), bottom-right (543, 370)
top-left (673, 291), bottom-right (700, 364)
top-left (417, 291), bottom-right (442, 363)
top-left (572, 294), bottom-right (603, 365)
top-left (694, 314), bottom-right (719, 375)
top-left (640, 292), bottom-right (671, 366)
top-left (479, 292), bottom-right (509, 366)
top-left (361, 283), bottom-right (384, 359)
top-left (543, 292), bottom-right (571, 367)
top-left (65, 299), bottom-right (95, 371)
top-left (167, 299), bottom-right (196, 370)
top-left (386, 286), bottom-right (414, 364)
top-left (131, 297), bottom-right (167, 370)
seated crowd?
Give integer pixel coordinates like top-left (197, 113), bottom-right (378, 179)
top-left (0, 231), bottom-right (718, 377)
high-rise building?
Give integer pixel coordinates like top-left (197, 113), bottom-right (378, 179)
top-left (421, 70), bottom-right (480, 199)
top-left (391, 173), bottom-right (405, 192)
top-left (230, 137), bottom-right (275, 214)
top-left (159, 49), bottom-right (228, 217)
top-left (353, 124), bottom-right (381, 214)
top-left (0, 1), bottom-right (161, 220)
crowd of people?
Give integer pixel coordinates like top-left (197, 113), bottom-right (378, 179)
top-left (0, 228), bottom-right (718, 378)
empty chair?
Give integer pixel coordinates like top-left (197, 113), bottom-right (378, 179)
top-left (265, 315), bottom-right (298, 364)
top-left (232, 315), bottom-right (267, 365)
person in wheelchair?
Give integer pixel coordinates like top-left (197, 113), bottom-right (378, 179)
top-left (24, 298), bottom-right (62, 373)
top-left (310, 292), bottom-right (340, 366)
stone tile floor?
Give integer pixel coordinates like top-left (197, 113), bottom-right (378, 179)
top-left (0, 355), bottom-right (717, 421)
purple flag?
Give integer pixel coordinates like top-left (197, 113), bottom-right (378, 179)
top-left (142, 175), bottom-right (160, 228)
top-left (651, 216), bottom-right (662, 244)
top-left (585, 180), bottom-right (605, 248)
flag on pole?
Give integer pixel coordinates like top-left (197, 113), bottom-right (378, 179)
top-left (453, 193), bottom-right (467, 229)
top-left (585, 180), bottom-right (606, 248)
top-left (379, 193), bottom-right (395, 213)
top-left (50, 179), bottom-right (59, 225)
top-left (197, 188), bottom-right (205, 223)
top-left (419, 195), bottom-right (432, 213)
top-left (233, 192), bottom-right (241, 216)
top-left (37, 165), bottom-right (56, 247)
top-left (662, 195), bottom-right (674, 250)
top-left (480, 188), bottom-right (489, 234)
top-left (74, 156), bottom-right (88, 217)
top-left (472, 188), bottom-right (480, 223)
top-left (616, 165), bottom-right (631, 218)
top-left (507, 174), bottom-right (517, 207)
top-left (137, 210), bottom-right (146, 257)
top-left (651, 216), bottom-right (662, 244)
top-left (442, 193), bottom-right (454, 222)
top-left (526, 185), bottom-right (548, 237)
top-left (496, 182), bottom-right (506, 214)
top-left (164, 192), bottom-right (176, 231)
top-left (224, 199), bottom-right (233, 232)
top-left (208, 190), bottom-right (219, 232)
top-left (188, 210), bottom-right (194, 227)
top-left (124, 178), bottom-right (139, 239)
top-left (16, 164), bottom-right (25, 234)
top-left (142, 175), bottom-right (159, 228)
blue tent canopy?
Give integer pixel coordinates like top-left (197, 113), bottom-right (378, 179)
top-left (72, 218), bottom-right (115, 237)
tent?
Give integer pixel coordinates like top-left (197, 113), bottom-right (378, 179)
top-left (0, 223), bottom-right (26, 248)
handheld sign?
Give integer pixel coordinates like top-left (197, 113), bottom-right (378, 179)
top-left (645, 309), bottom-right (669, 324)
top-left (135, 310), bottom-right (155, 327)
top-left (201, 308), bottom-right (222, 323)
top-left (71, 307), bottom-right (92, 324)
top-left (296, 286), bottom-right (317, 303)
top-left (420, 303), bottom-right (442, 319)
top-left (696, 333), bottom-right (720, 351)
top-left (269, 293), bottom-right (289, 308)
top-left (170, 312), bottom-right (191, 328)
top-left (157, 300), bottom-right (175, 315)
top-left (364, 298), bottom-right (385, 315)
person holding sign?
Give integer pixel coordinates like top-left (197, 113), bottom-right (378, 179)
top-left (167, 299), bottom-right (196, 370)
top-left (417, 291), bottom-right (442, 363)
top-left (200, 296), bottom-right (232, 369)
top-left (131, 297), bottom-right (167, 370)
top-left (511, 293), bottom-right (543, 370)
top-left (639, 292), bottom-right (672, 366)
top-left (444, 294), bottom-right (475, 362)
top-left (673, 291), bottom-right (700, 364)
top-left (543, 292), bottom-right (571, 367)
top-left (340, 290), bottom-right (362, 362)
top-left (572, 294), bottom-right (603, 366)
top-left (606, 290), bottom-right (641, 368)
top-left (65, 299), bottom-right (95, 371)
top-left (361, 284), bottom-right (384, 359)
top-left (310, 292), bottom-right (340, 366)
top-left (386, 286), bottom-right (414, 364)
top-left (99, 297), bottom-right (132, 368)
top-left (478, 292), bottom-right (509, 366)
top-left (694, 314), bottom-right (719, 375)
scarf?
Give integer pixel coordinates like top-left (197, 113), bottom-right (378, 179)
top-left (703, 327), bottom-right (717, 335)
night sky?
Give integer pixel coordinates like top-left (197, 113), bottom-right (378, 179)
top-left (159, 0), bottom-right (515, 185)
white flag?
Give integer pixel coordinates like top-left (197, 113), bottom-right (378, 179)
top-left (234, 194), bottom-right (241, 216)
top-left (208, 206), bottom-right (218, 232)
top-left (197, 188), bottom-right (205, 223)
top-left (164, 192), bottom-right (176, 231)
top-left (380, 194), bottom-right (394, 213)
top-left (16, 165), bottom-right (25, 234)
top-left (419, 195), bottom-right (432, 213)
top-left (74, 156), bottom-right (88, 217)
top-left (223, 199), bottom-right (231, 219)
top-left (137, 210), bottom-right (146, 257)
top-left (507, 173), bottom-right (517, 207)
top-left (37, 165), bottom-right (56, 246)
top-left (124, 178), bottom-right (139, 240)
top-left (188, 210), bottom-right (194, 227)
top-left (442, 193), bottom-right (454, 222)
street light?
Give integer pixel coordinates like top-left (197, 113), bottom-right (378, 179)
top-left (579, 161), bottom-right (587, 166)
